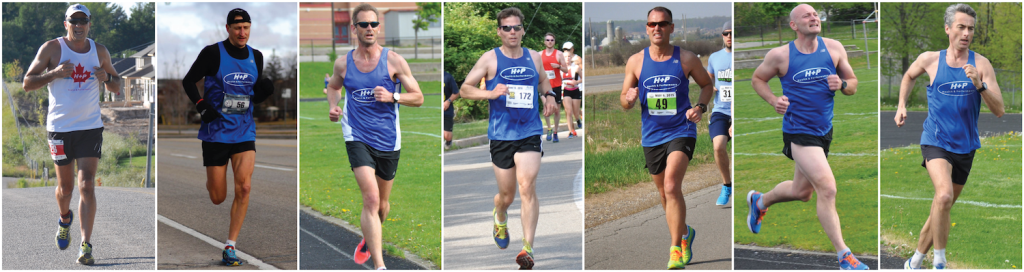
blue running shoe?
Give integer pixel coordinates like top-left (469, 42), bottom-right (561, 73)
top-left (546, 129), bottom-right (552, 141)
top-left (493, 209), bottom-right (510, 249)
top-left (553, 133), bottom-right (559, 143)
top-left (746, 191), bottom-right (766, 234)
top-left (567, 132), bottom-right (575, 139)
top-left (223, 245), bottom-right (243, 266)
top-left (903, 259), bottom-right (921, 269)
top-left (716, 185), bottom-right (732, 206)
top-left (77, 242), bottom-right (94, 265)
top-left (934, 262), bottom-right (945, 269)
top-left (576, 120), bottom-right (582, 129)
top-left (55, 210), bottom-right (74, 250)
top-left (683, 225), bottom-right (696, 265)
top-left (838, 251), bottom-right (869, 270)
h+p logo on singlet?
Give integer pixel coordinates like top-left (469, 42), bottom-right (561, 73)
top-left (642, 75), bottom-right (682, 91)
top-left (499, 66), bottom-right (536, 81)
top-left (937, 81), bottom-right (976, 97)
top-left (223, 72), bottom-right (256, 87)
top-left (791, 67), bottom-right (832, 84)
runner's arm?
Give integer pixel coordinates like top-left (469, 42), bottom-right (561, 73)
top-left (556, 52), bottom-right (569, 73)
top-left (94, 44), bottom-right (121, 94)
top-left (895, 52), bottom-right (931, 127)
top-left (22, 41), bottom-right (60, 91)
top-left (620, 52), bottom-right (641, 110)
top-left (686, 51), bottom-right (714, 107)
top-left (181, 45), bottom-right (219, 104)
top-left (975, 56), bottom-right (1004, 117)
top-left (460, 51), bottom-right (498, 100)
top-left (252, 50), bottom-right (274, 104)
top-left (751, 48), bottom-right (782, 106)
top-left (391, 51), bottom-right (424, 107)
top-left (326, 53), bottom-right (347, 109)
top-left (534, 50), bottom-right (557, 115)
top-left (830, 40), bottom-right (857, 96)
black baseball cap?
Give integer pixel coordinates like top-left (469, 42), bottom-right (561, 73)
top-left (227, 8), bottom-right (251, 25)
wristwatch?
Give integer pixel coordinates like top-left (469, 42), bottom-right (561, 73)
top-left (696, 103), bottom-right (708, 114)
top-left (104, 73), bottom-right (112, 83)
top-left (840, 80), bottom-right (847, 91)
top-left (393, 92), bottom-right (401, 102)
top-left (977, 82), bottom-right (988, 93)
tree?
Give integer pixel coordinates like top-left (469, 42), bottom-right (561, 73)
top-left (412, 2), bottom-right (441, 59)
top-left (762, 3), bottom-right (798, 46)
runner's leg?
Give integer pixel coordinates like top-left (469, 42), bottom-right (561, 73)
top-left (76, 157), bottom-right (99, 243)
top-left (227, 151), bottom-right (255, 242)
top-left (562, 97), bottom-right (574, 134)
top-left (653, 150), bottom-right (689, 246)
top-left (206, 165), bottom-right (230, 205)
top-left (55, 163), bottom-right (76, 224)
top-left (790, 144), bottom-right (847, 251)
top-left (512, 151), bottom-right (541, 246)
top-left (916, 159), bottom-right (955, 252)
top-left (354, 166), bottom-right (386, 269)
top-left (493, 165), bottom-right (517, 223)
top-left (572, 99), bottom-right (582, 124)
top-left (712, 135), bottom-right (731, 185)
top-left (915, 183), bottom-right (964, 253)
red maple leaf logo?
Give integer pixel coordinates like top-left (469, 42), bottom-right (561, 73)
top-left (72, 63), bottom-right (91, 87)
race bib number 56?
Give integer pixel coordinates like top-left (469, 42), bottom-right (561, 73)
top-left (222, 94), bottom-right (251, 114)
top-left (647, 92), bottom-right (677, 116)
top-left (506, 85), bottom-right (534, 109)
top-left (49, 139), bottom-right (67, 160)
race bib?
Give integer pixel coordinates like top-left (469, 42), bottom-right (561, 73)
top-left (545, 70), bottom-right (556, 80)
top-left (506, 84), bottom-right (534, 109)
top-left (719, 86), bottom-right (733, 102)
top-left (49, 139), bottom-right (67, 161)
top-left (647, 92), bottom-right (677, 116)
top-left (222, 94), bottom-right (251, 114)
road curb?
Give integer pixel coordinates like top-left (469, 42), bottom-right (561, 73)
top-left (299, 206), bottom-right (438, 270)
top-left (734, 244), bottom-right (879, 260)
top-left (450, 123), bottom-right (574, 150)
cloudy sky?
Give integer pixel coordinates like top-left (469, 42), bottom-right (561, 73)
top-left (157, 2), bottom-right (297, 78)
top-left (585, 2), bottom-right (731, 22)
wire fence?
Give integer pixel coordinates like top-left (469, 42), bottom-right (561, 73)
top-left (300, 36), bottom-right (442, 62)
top-left (880, 56), bottom-right (1022, 111)
top-left (734, 21), bottom-right (878, 47)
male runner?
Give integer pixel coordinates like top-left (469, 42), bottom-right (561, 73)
top-left (894, 4), bottom-right (1005, 269)
top-left (619, 6), bottom-right (715, 269)
top-left (23, 4), bottom-right (121, 265)
top-left (561, 42), bottom-right (583, 138)
top-left (325, 3), bottom-right (424, 270)
top-left (540, 33), bottom-right (569, 142)
top-left (708, 21), bottom-right (733, 206)
top-left (181, 8), bottom-right (275, 266)
top-left (460, 7), bottom-right (558, 269)
top-left (745, 4), bottom-right (868, 270)
top-left (443, 71), bottom-right (459, 149)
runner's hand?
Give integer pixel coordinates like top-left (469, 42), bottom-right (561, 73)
top-left (492, 84), bottom-right (509, 100)
top-left (373, 86), bottom-right (392, 103)
top-left (773, 95), bottom-right (790, 115)
top-left (550, 63), bottom-right (560, 69)
top-left (827, 74), bottom-right (842, 92)
top-left (894, 107), bottom-right (907, 128)
top-left (962, 64), bottom-right (982, 90)
top-left (686, 107), bottom-right (702, 123)
top-left (729, 125), bottom-right (733, 137)
top-left (443, 99), bottom-right (450, 111)
top-left (544, 98), bottom-right (558, 116)
top-left (196, 101), bottom-right (222, 123)
top-left (50, 60), bottom-right (74, 78)
top-left (329, 106), bottom-right (343, 122)
top-left (624, 87), bottom-right (639, 106)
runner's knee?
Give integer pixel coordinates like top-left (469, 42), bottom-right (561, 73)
top-left (77, 181), bottom-right (95, 196)
top-left (934, 191), bottom-right (955, 210)
top-left (815, 183), bottom-right (836, 201)
top-left (363, 194), bottom-right (380, 212)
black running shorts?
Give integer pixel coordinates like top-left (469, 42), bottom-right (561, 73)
top-left (921, 145), bottom-right (976, 185)
top-left (346, 141), bottom-right (401, 181)
top-left (782, 129), bottom-right (833, 160)
top-left (643, 137), bottom-right (696, 175)
top-left (489, 135), bottom-right (543, 169)
top-left (202, 141), bottom-right (256, 166)
top-left (48, 127), bottom-right (103, 166)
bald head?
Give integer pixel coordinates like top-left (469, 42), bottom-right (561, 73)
top-left (790, 4), bottom-right (816, 23)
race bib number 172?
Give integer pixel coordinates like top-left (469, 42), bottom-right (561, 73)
top-left (506, 85), bottom-right (535, 109)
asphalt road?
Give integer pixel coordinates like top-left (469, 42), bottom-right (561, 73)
top-left (879, 249), bottom-right (906, 269)
top-left (299, 209), bottom-right (427, 270)
top-left (443, 129), bottom-right (584, 270)
top-left (880, 111), bottom-right (1021, 149)
top-left (734, 245), bottom-right (878, 270)
top-left (157, 138), bottom-right (297, 270)
top-left (585, 74), bottom-right (625, 95)
top-left (585, 185), bottom-right (733, 270)
top-left (2, 186), bottom-right (155, 270)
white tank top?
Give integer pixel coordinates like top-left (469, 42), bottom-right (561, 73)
top-left (47, 37), bottom-right (103, 132)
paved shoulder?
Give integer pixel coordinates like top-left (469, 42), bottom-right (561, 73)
top-left (3, 187), bottom-right (155, 270)
top-left (299, 209), bottom-right (429, 270)
top-left (734, 245), bottom-right (878, 270)
top-left (586, 185), bottom-right (732, 270)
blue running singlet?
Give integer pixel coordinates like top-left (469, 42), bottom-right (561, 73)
top-left (921, 50), bottom-right (981, 154)
top-left (199, 41), bottom-right (257, 143)
top-left (341, 48), bottom-right (403, 152)
top-left (638, 46), bottom-right (696, 147)
top-left (486, 47), bottom-right (543, 141)
top-left (780, 36), bottom-right (836, 136)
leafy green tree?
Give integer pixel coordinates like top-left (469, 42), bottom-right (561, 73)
top-left (762, 3), bottom-right (798, 45)
top-left (412, 2), bottom-right (440, 59)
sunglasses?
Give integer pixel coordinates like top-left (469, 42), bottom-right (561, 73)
top-left (722, 31), bottom-right (732, 37)
top-left (67, 17), bottom-right (89, 26)
top-left (646, 21), bottom-right (671, 28)
top-left (355, 21), bottom-right (380, 28)
top-left (499, 24), bottom-right (523, 32)
top-left (545, 39), bottom-right (555, 42)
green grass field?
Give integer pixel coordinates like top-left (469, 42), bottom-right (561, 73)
top-left (879, 84), bottom-right (1023, 113)
top-left (299, 61), bottom-right (443, 100)
top-left (584, 85), bottom-right (728, 195)
top-left (880, 132), bottom-right (1022, 269)
top-left (298, 86), bottom-right (442, 266)
top-left (732, 60), bottom-right (879, 255)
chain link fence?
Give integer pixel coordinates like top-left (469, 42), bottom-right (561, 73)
top-left (735, 20), bottom-right (878, 48)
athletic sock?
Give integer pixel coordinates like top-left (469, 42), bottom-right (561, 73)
top-left (493, 210), bottom-right (506, 225)
top-left (837, 248), bottom-right (851, 262)
top-left (756, 197), bottom-right (766, 210)
top-left (910, 250), bottom-right (925, 268)
top-left (226, 240), bottom-right (236, 248)
top-left (724, 183), bottom-right (732, 187)
top-left (934, 249), bottom-right (946, 266)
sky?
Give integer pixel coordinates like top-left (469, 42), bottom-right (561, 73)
top-left (585, 2), bottom-right (731, 22)
top-left (110, 1), bottom-right (140, 18)
top-left (157, 2), bottom-right (298, 78)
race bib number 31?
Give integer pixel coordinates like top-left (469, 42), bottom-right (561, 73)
top-left (719, 85), bottom-right (733, 102)
top-left (222, 94), bottom-right (251, 114)
top-left (506, 85), bottom-right (535, 109)
top-left (49, 139), bottom-right (67, 161)
top-left (647, 92), bottom-right (677, 116)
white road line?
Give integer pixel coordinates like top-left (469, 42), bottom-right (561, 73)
top-left (735, 152), bottom-right (874, 157)
top-left (171, 153), bottom-right (197, 159)
top-left (734, 114), bottom-right (875, 136)
top-left (300, 228), bottom-right (373, 270)
top-left (734, 128), bottom-right (779, 136)
top-left (157, 215), bottom-right (278, 270)
top-left (404, 131), bottom-right (442, 138)
top-left (573, 167), bottom-right (584, 215)
top-left (881, 194), bottom-right (1022, 208)
top-left (255, 164), bottom-right (295, 172)
top-left (299, 116), bottom-right (315, 120)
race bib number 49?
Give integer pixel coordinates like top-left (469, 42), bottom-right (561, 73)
top-left (222, 94), bottom-right (251, 114)
top-left (506, 85), bottom-right (535, 109)
top-left (719, 86), bottom-right (733, 102)
top-left (49, 139), bottom-right (67, 161)
top-left (647, 92), bottom-right (677, 116)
